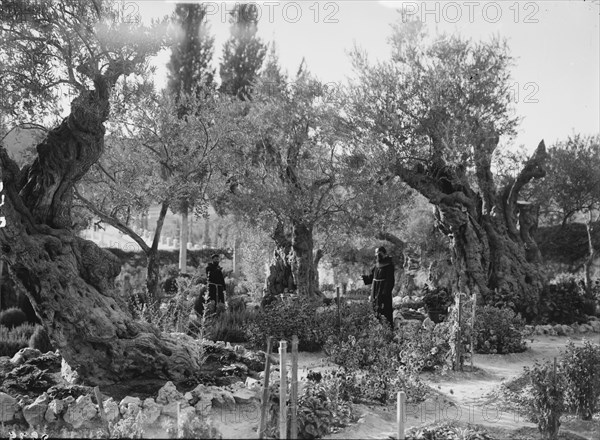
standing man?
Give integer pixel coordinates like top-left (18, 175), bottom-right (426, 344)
top-left (206, 253), bottom-right (226, 306)
top-left (362, 246), bottom-right (395, 330)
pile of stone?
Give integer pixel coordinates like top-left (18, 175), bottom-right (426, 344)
top-left (0, 345), bottom-right (267, 436)
top-left (523, 316), bottom-right (600, 336)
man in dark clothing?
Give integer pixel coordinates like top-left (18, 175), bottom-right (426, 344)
top-left (362, 246), bottom-right (395, 330)
top-left (206, 254), bottom-right (226, 305)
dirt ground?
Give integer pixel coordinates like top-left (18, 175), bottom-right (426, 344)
top-left (209, 333), bottom-right (600, 439)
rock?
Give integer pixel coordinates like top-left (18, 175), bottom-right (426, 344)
top-left (571, 323), bottom-right (580, 333)
top-left (554, 325), bottom-right (565, 336)
top-left (10, 348), bottom-right (42, 365)
top-left (564, 325), bottom-right (574, 336)
top-left (534, 326), bottom-right (544, 335)
top-left (579, 325), bottom-right (588, 333)
top-left (141, 398), bottom-right (161, 424)
top-left (210, 388), bottom-right (236, 409)
top-left (103, 398), bottom-right (120, 423)
top-left (119, 396), bottom-right (141, 417)
top-left (23, 393), bottom-right (50, 427)
top-left (45, 398), bottom-right (66, 423)
top-left (156, 381), bottom-right (185, 405)
top-left (232, 388), bottom-right (257, 405)
top-left (61, 358), bottom-right (80, 384)
top-left (245, 377), bottom-right (260, 390)
top-left (63, 394), bottom-right (97, 429)
top-left (0, 392), bottom-right (19, 422)
top-left (590, 321), bottom-right (600, 332)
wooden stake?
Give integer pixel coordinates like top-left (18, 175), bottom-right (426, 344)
top-left (94, 386), bottom-right (109, 435)
top-left (258, 336), bottom-right (273, 439)
top-left (471, 293), bottom-right (477, 371)
top-left (397, 391), bottom-right (406, 440)
top-left (290, 336), bottom-right (299, 439)
top-left (336, 286), bottom-right (341, 328)
top-left (455, 293), bottom-right (462, 371)
top-left (279, 340), bottom-right (288, 439)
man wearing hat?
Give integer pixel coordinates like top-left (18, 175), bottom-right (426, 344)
top-left (206, 253), bottom-right (226, 306)
top-left (362, 246), bottom-right (395, 330)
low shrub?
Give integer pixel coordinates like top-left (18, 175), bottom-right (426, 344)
top-left (324, 307), bottom-right (428, 404)
top-left (265, 370), bottom-right (357, 439)
top-left (474, 305), bottom-right (526, 354)
top-left (206, 307), bottom-right (257, 343)
top-left (247, 296), bottom-right (328, 352)
top-left (29, 325), bottom-right (54, 353)
top-left (399, 322), bottom-right (452, 373)
top-left (560, 339), bottom-right (600, 420)
top-left (538, 276), bottom-right (589, 325)
top-left (0, 307), bottom-right (28, 328)
top-left (422, 285), bottom-right (453, 323)
top-left (524, 360), bottom-right (564, 440)
top-left (405, 422), bottom-right (493, 440)
top-left (0, 323), bottom-right (36, 357)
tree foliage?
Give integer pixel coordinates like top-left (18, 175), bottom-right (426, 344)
top-left (531, 134), bottom-right (600, 226)
top-left (219, 3), bottom-right (267, 101)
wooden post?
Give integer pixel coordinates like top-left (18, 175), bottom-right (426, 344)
top-left (455, 293), bottom-right (462, 371)
top-left (279, 340), bottom-right (288, 439)
top-left (94, 386), bottom-right (109, 435)
top-left (471, 293), bottom-right (477, 371)
top-left (290, 336), bottom-right (299, 439)
top-left (397, 391), bottom-right (406, 440)
top-left (258, 337), bottom-right (273, 439)
top-left (336, 286), bottom-right (341, 328)
top-left (176, 402), bottom-right (181, 439)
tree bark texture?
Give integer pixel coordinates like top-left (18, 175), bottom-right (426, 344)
top-left (395, 138), bottom-right (548, 319)
top-left (0, 80), bottom-right (202, 386)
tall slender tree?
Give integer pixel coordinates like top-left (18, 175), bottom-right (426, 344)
top-left (219, 3), bottom-right (267, 101)
top-left (167, 3), bottom-right (216, 273)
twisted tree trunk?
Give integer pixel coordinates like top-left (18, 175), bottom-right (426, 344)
top-left (395, 137), bottom-right (548, 320)
top-left (0, 75), bottom-right (202, 386)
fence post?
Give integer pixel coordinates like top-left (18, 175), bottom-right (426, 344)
top-left (397, 391), bottom-right (406, 439)
top-left (258, 337), bottom-right (273, 439)
top-left (455, 292), bottom-right (462, 371)
top-left (279, 340), bottom-right (288, 439)
top-left (94, 386), bottom-right (109, 435)
top-left (291, 335), bottom-right (299, 439)
top-left (336, 286), bottom-right (341, 328)
top-left (471, 293), bottom-right (477, 371)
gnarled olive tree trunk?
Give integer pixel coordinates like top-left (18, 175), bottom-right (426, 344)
top-left (0, 74), bottom-right (202, 386)
top-left (396, 137), bottom-right (548, 320)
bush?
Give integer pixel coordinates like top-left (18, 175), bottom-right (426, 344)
top-left (538, 276), bottom-right (589, 324)
top-left (29, 325), bottom-right (54, 353)
top-left (560, 339), bottom-right (600, 420)
top-left (422, 285), bottom-right (453, 323)
top-left (525, 360), bottom-right (564, 440)
top-left (474, 305), bottom-right (526, 354)
top-left (247, 296), bottom-right (328, 352)
top-left (405, 422), bottom-right (493, 440)
top-left (323, 305), bottom-right (428, 404)
top-left (0, 307), bottom-right (28, 328)
top-left (0, 323), bottom-right (36, 357)
top-left (206, 307), bottom-right (256, 343)
top-left (265, 370), bottom-right (357, 439)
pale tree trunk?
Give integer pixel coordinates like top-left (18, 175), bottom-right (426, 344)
top-left (203, 213), bottom-right (211, 247)
top-left (179, 204), bottom-right (188, 274)
top-left (313, 248), bottom-right (324, 291)
top-left (0, 75), bottom-right (202, 386)
top-left (395, 136), bottom-right (548, 320)
top-left (584, 211), bottom-right (598, 297)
